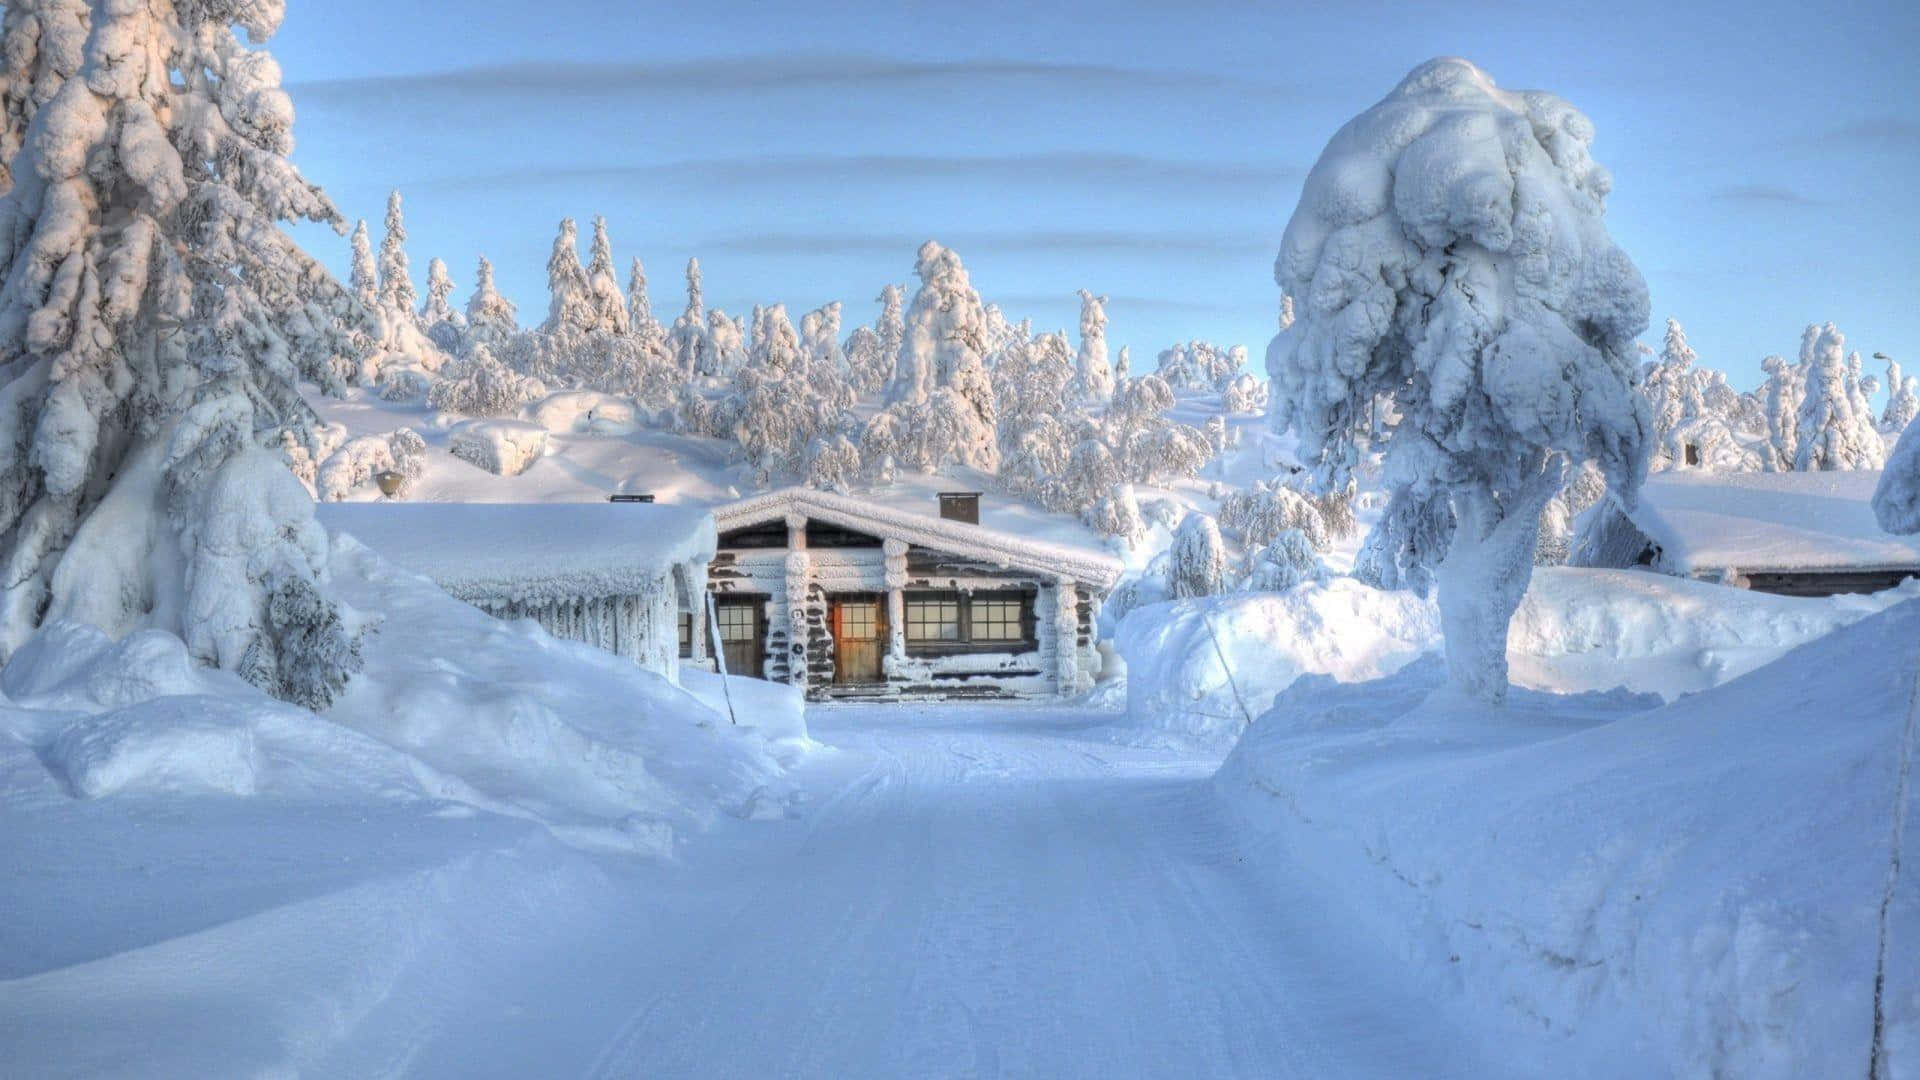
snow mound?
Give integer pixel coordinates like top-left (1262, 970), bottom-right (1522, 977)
top-left (1114, 578), bottom-right (1436, 744)
top-left (1115, 568), bottom-right (1916, 742)
top-left (1217, 599), bottom-right (1920, 1077)
top-left (449, 419), bottom-right (548, 476)
top-left (523, 390), bottom-right (643, 436)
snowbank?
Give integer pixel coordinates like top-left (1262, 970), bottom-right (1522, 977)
top-left (1216, 600), bottom-right (1920, 1077)
top-left (523, 390), bottom-right (643, 436)
top-left (449, 418), bottom-right (548, 476)
top-left (1116, 569), bottom-right (1916, 743)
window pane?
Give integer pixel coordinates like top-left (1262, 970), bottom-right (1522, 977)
top-left (717, 602), bottom-right (758, 642)
top-left (973, 597), bottom-right (1025, 641)
top-left (906, 594), bottom-right (961, 641)
top-left (678, 612), bottom-right (693, 657)
top-left (839, 600), bottom-right (878, 639)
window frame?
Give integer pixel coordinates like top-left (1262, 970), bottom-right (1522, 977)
top-left (902, 588), bottom-right (1038, 656)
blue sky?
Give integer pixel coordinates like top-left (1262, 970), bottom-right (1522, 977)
top-left (274, 0), bottom-right (1919, 392)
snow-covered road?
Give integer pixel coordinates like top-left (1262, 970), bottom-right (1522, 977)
top-left (390, 703), bottom-right (1506, 1078)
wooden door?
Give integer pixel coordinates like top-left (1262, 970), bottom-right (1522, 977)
top-left (713, 596), bottom-right (765, 680)
top-left (831, 595), bottom-right (886, 685)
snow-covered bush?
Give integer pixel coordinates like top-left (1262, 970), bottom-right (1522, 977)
top-left (449, 420), bottom-right (548, 477)
top-left (376, 366), bottom-right (432, 402)
top-left (387, 428), bottom-right (427, 493)
top-left (1156, 340), bottom-right (1243, 391)
top-left (802, 432), bottom-right (862, 494)
top-left (1169, 513), bottom-right (1228, 599)
top-left (1267, 58), bottom-right (1651, 702)
top-left (523, 391), bottom-right (642, 436)
top-left (0, 0), bottom-right (366, 705)
top-left (1239, 529), bottom-right (1326, 592)
top-left (1222, 373), bottom-right (1268, 414)
top-left (1219, 484), bottom-right (1330, 550)
top-left (1083, 483), bottom-right (1146, 541)
top-left (316, 435), bottom-right (397, 502)
top-left (428, 345), bottom-right (546, 417)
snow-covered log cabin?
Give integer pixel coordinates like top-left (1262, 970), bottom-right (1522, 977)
top-left (318, 502), bottom-right (715, 681)
top-left (691, 488), bottom-right (1122, 701)
top-left (1573, 469), bottom-right (1920, 596)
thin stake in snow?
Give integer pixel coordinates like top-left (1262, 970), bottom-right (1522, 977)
top-left (706, 591), bottom-right (737, 725)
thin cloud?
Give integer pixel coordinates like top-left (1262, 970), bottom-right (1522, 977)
top-left (704, 230), bottom-right (1273, 259)
top-left (1781, 117), bottom-right (1920, 151)
top-left (402, 153), bottom-right (1304, 195)
top-left (1711, 184), bottom-right (1825, 206)
top-left (295, 54), bottom-right (1278, 102)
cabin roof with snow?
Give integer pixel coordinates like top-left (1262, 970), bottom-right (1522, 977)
top-left (1578, 469), bottom-right (1920, 594)
top-left (712, 487), bottom-right (1124, 590)
top-left (317, 502), bottom-right (717, 606)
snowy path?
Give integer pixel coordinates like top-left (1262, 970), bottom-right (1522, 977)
top-left (385, 703), bottom-right (1505, 1079)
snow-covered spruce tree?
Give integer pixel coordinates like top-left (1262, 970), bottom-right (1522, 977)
top-left (420, 256), bottom-right (460, 350)
top-left (706, 307), bottom-right (745, 374)
top-left (377, 189), bottom-right (416, 324)
top-left (995, 331), bottom-right (1077, 498)
top-left (1107, 373), bottom-right (1211, 484)
top-left (1642, 317), bottom-right (1709, 470)
top-left (1875, 421), bottom-right (1920, 533)
top-left (1882, 354), bottom-right (1918, 434)
top-left (540, 217), bottom-right (593, 337)
top-left (1168, 512), bottom-right (1227, 599)
top-left (1268, 58), bottom-right (1650, 703)
top-left (802, 431), bottom-right (862, 494)
top-left (625, 255), bottom-right (655, 335)
top-left (887, 241), bottom-right (986, 407)
top-left (1793, 322), bottom-right (1884, 471)
top-left (348, 218), bottom-right (376, 306)
top-left (584, 216), bottom-right (629, 336)
top-left (427, 343), bottom-right (544, 417)
top-left (1073, 289), bottom-right (1112, 404)
top-left (1240, 528), bottom-right (1325, 592)
top-left (0, 0), bottom-right (367, 704)
top-left (465, 255), bottom-right (517, 349)
top-left (0, 1), bottom-right (88, 196)
top-left (1114, 343), bottom-right (1130, 383)
top-left (873, 282), bottom-right (904, 382)
top-left (668, 257), bottom-right (708, 376)
top-left (1223, 372), bottom-right (1267, 414)
top-left (1760, 353), bottom-right (1801, 471)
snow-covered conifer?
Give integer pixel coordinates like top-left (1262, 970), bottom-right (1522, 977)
top-left (1114, 344), bottom-right (1131, 383)
top-left (1760, 354), bottom-right (1801, 471)
top-left (875, 283), bottom-right (904, 382)
top-left (669, 257), bottom-right (709, 376)
top-left (888, 241), bottom-right (987, 407)
top-left (1084, 483), bottom-right (1145, 541)
top-left (541, 218), bottom-right (593, 336)
top-left (584, 216), bottom-right (629, 335)
top-left (626, 256), bottom-right (657, 335)
top-left (1267, 59), bottom-right (1650, 702)
top-left (0, 0), bottom-right (87, 195)
top-left (706, 308), bottom-right (745, 374)
top-left (1643, 317), bottom-right (1710, 471)
top-left (349, 219), bottom-right (377, 306)
top-left (1073, 290), bottom-right (1113, 404)
top-left (465, 256), bottom-right (517, 347)
top-left (420, 256), bottom-right (461, 349)
top-left (427, 344), bottom-right (544, 417)
top-left (1793, 323), bottom-right (1885, 470)
top-left (377, 190), bottom-right (417, 319)
top-left (1168, 512), bottom-right (1227, 599)
top-left (1881, 354), bottom-right (1918, 434)
top-left (1223, 372), bottom-right (1268, 414)
top-left (0, 0), bottom-right (366, 701)
top-left (1240, 529), bottom-right (1324, 592)
top-left (802, 432), bottom-right (862, 494)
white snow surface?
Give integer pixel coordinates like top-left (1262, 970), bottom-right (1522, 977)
top-left (1117, 568), bottom-right (1917, 744)
top-left (317, 500), bottom-right (715, 606)
top-left (1216, 599), bottom-right (1920, 1078)
top-left (1619, 467), bottom-right (1920, 574)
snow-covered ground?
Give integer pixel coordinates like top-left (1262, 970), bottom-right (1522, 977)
top-left (2, 701), bottom-right (1530, 1078)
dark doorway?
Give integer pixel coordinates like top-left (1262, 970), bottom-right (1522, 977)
top-left (831, 594), bottom-right (887, 685)
top-left (713, 595), bottom-right (767, 679)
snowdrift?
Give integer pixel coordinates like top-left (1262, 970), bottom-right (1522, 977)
top-left (1116, 568), bottom-right (1916, 744)
top-left (0, 535), bottom-right (810, 857)
top-left (1216, 600), bottom-right (1920, 1077)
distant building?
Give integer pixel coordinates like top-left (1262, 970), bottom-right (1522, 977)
top-left (1573, 469), bottom-right (1920, 597)
top-left (690, 488), bottom-right (1122, 701)
top-left (318, 501), bottom-right (714, 682)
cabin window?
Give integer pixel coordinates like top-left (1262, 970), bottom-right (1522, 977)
top-left (716, 601), bottom-right (759, 642)
top-left (905, 593), bottom-right (963, 643)
top-left (678, 612), bottom-right (693, 658)
top-left (903, 590), bottom-right (1036, 654)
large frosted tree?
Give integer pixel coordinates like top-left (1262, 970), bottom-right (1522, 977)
top-left (1267, 58), bottom-right (1650, 703)
top-left (376, 189), bottom-right (415, 322)
top-left (0, 0), bottom-right (365, 705)
top-left (0, 0), bottom-right (87, 196)
top-left (541, 217), bottom-right (593, 336)
top-left (1073, 289), bottom-right (1112, 404)
top-left (1793, 322), bottom-right (1884, 471)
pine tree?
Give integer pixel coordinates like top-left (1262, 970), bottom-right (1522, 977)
top-left (465, 256), bottom-right (517, 348)
top-left (348, 219), bottom-right (377, 306)
top-left (421, 257), bottom-right (457, 326)
top-left (626, 255), bottom-right (656, 334)
top-left (668, 257), bottom-right (708, 376)
top-left (1073, 290), bottom-right (1112, 404)
top-left (584, 215), bottom-right (629, 335)
top-left (0, 0), bottom-right (365, 703)
top-left (377, 189), bottom-right (417, 320)
top-left (888, 241), bottom-right (986, 407)
top-left (540, 217), bottom-right (593, 335)
top-left (1793, 323), bottom-right (1885, 470)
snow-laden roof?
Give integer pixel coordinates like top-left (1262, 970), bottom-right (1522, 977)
top-left (318, 502), bottom-right (717, 605)
top-left (713, 487), bottom-right (1124, 589)
top-left (1623, 469), bottom-right (1920, 574)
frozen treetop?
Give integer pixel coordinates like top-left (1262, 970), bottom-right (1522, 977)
top-left (713, 487), bottom-right (1123, 588)
top-left (1616, 469), bottom-right (1920, 575)
top-left (316, 502), bottom-right (716, 606)
top-left (1270, 56), bottom-right (1649, 496)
